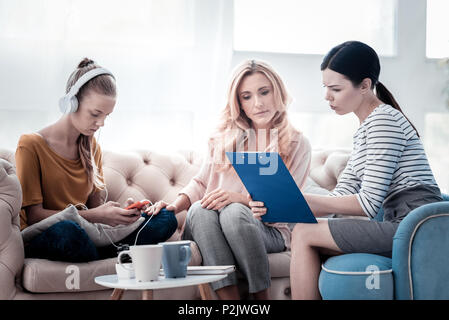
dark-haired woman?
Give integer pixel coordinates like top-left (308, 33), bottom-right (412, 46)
top-left (248, 41), bottom-right (443, 299)
top-left (16, 58), bottom-right (177, 262)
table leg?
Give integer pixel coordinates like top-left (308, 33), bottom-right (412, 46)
top-left (198, 283), bottom-right (213, 300)
top-left (111, 288), bottom-right (125, 300)
top-left (142, 290), bottom-right (154, 300)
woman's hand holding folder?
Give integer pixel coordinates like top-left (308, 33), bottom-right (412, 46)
top-left (247, 194), bottom-right (267, 221)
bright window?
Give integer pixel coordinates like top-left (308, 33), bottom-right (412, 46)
top-left (0, 0), bottom-right (194, 48)
top-left (234, 0), bottom-right (397, 56)
top-left (424, 113), bottom-right (449, 194)
top-left (426, 0), bottom-right (449, 58)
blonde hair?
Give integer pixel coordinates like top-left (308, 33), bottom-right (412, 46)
top-left (211, 59), bottom-right (300, 171)
top-left (65, 58), bottom-right (116, 191)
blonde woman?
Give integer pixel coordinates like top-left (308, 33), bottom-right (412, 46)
top-left (146, 60), bottom-right (311, 299)
top-left (16, 58), bottom-right (177, 262)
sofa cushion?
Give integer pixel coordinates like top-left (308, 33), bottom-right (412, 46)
top-left (303, 177), bottom-right (330, 196)
top-left (309, 149), bottom-right (350, 191)
top-left (101, 150), bottom-right (202, 242)
top-left (268, 251), bottom-right (291, 278)
top-left (22, 257), bottom-right (117, 293)
top-left (21, 241), bottom-right (203, 293)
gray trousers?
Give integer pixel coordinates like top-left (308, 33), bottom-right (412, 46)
top-left (183, 201), bottom-right (285, 293)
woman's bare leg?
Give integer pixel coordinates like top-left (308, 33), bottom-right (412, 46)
top-left (290, 219), bottom-right (342, 300)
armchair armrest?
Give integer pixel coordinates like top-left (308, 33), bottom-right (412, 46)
top-left (392, 196), bottom-right (449, 300)
top-left (0, 159), bottom-right (24, 299)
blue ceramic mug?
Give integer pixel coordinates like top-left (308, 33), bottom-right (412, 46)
top-left (159, 240), bottom-right (192, 278)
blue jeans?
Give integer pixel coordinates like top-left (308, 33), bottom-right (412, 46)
top-left (25, 210), bottom-right (178, 262)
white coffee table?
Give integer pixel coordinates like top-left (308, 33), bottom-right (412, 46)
top-left (95, 274), bottom-right (227, 300)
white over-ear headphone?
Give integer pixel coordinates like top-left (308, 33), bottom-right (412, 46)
top-left (59, 67), bottom-right (114, 114)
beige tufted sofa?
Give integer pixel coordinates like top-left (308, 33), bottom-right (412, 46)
top-left (0, 147), bottom-right (350, 300)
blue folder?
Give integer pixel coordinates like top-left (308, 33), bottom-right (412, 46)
top-left (226, 152), bottom-right (317, 223)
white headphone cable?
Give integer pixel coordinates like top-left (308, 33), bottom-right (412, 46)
top-left (96, 199), bottom-right (156, 249)
top-left (133, 200), bottom-right (155, 246)
top-left (72, 130), bottom-right (156, 250)
top-left (71, 197), bottom-right (156, 250)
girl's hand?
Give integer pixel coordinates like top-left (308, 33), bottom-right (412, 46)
top-left (144, 200), bottom-right (178, 215)
top-left (125, 198), bottom-right (135, 208)
top-left (200, 188), bottom-right (241, 211)
top-left (95, 201), bottom-right (141, 226)
top-left (124, 198), bottom-right (151, 212)
top-left (247, 194), bottom-right (267, 221)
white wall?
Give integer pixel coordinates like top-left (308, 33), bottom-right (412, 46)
top-left (0, 0), bottom-right (233, 154)
top-left (231, 0), bottom-right (449, 192)
top-left (232, 0), bottom-right (447, 131)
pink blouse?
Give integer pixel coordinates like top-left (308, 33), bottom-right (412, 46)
top-left (180, 132), bottom-right (312, 250)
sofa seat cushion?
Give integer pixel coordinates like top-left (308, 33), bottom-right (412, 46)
top-left (268, 251), bottom-right (291, 278)
top-left (319, 253), bottom-right (393, 300)
top-left (22, 257), bottom-right (117, 293)
top-left (22, 241), bottom-right (202, 293)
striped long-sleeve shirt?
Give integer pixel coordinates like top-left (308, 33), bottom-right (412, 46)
top-left (330, 104), bottom-right (439, 218)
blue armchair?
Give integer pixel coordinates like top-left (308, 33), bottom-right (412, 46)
top-left (319, 194), bottom-right (449, 300)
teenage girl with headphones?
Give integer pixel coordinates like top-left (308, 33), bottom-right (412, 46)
top-left (15, 58), bottom-right (178, 262)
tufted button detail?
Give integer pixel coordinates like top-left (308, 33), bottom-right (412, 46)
top-left (143, 158), bottom-right (150, 165)
top-left (169, 178), bottom-right (175, 186)
top-left (127, 179), bottom-right (132, 186)
top-left (284, 287), bottom-right (291, 296)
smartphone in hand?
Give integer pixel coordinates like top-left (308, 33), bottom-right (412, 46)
top-left (125, 200), bottom-right (150, 216)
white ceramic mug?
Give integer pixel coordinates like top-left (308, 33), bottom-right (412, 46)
top-left (115, 263), bottom-right (135, 280)
top-left (117, 244), bottom-right (163, 282)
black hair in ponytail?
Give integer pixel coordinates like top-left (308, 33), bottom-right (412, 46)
top-left (321, 41), bottom-right (419, 137)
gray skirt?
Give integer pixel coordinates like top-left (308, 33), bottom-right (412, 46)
top-left (328, 185), bottom-right (443, 257)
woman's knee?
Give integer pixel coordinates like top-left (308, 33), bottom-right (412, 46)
top-left (146, 209), bottom-right (178, 241)
top-left (292, 223), bottom-right (308, 245)
top-left (161, 209), bottom-right (178, 234)
top-left (48, 220), bottom-right (90, 243)
top-left (291, 219), bottom-right (331, 247)
top-left (187, 201), bottom-right (215, 226)
top-left (219, 203), bottom-right (254, 233)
